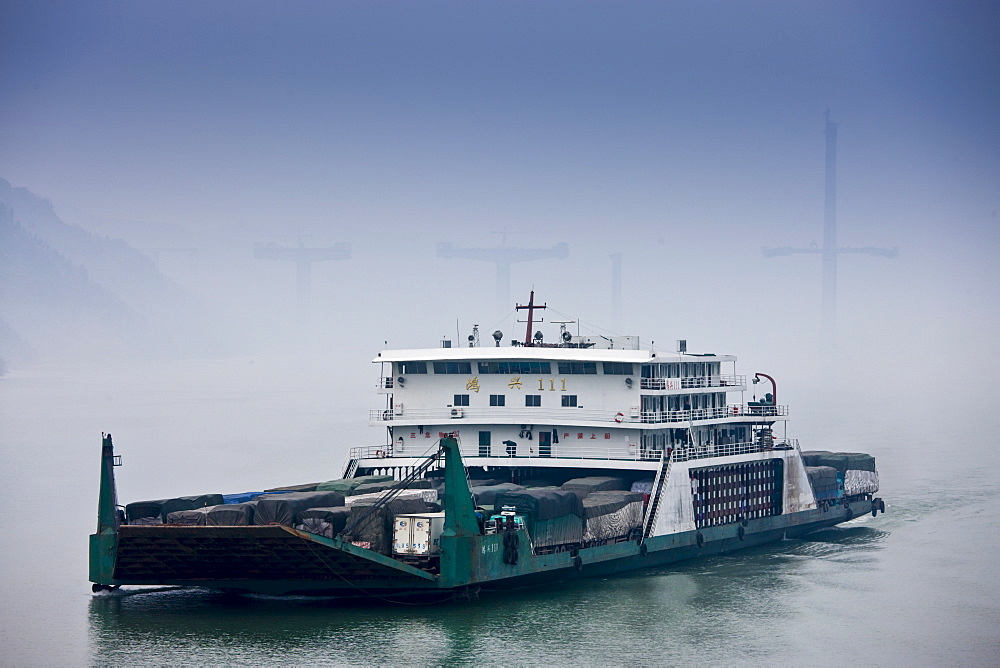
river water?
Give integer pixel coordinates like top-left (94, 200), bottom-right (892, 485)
top-left (1, 356), bottom-right (998, 666)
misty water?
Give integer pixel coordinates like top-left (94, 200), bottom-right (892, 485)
top-left (1, 354), bottom-right (998, 666)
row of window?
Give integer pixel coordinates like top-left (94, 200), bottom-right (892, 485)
top-left (399, 361), bottom-right (634, 375)
top-left (454, 394), bottom-right (578, 407)
top-left (641, 362), bottom-right (722, 379)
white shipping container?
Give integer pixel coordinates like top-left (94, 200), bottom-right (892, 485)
top-left (393, 512), bottom-right (446, 556)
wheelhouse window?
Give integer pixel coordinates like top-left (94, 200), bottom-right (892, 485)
top-left (525, 395), bottom-right (541, 407)
top-left (490, 394), bottom-right (505, 406)
top-left (478, 361), bottom-right (552, 374)
top-left (557, 361), bottom-right (597, 374)
top-left (454, 394), bottom-right (470, 406)
top-left (602, 362), bottom-right (634, 375)
top-left (433, 361), bottom-right (472, 374)
top-left (397, 361), bottom-right (427, 374)
top-left (561, 395), bottom-right (578, 407)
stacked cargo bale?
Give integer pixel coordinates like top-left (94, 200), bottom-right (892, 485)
top-left (125, 494), bottom-right (225, 524)
top-left (344, 488), bottom-right (439, 508)
top-left (315, 474), bottom-right (395, 495)
top-left (492, 489), bottom-right (585, 550)
top-left (263, 482), bottom-right (322, 493)
top-left (351, 478), bottom-right (434, 495)
top-left (253, 491), bottom-right (346, 526)
top-left (295, 507), bottom-right (352, 539)
top-left (801, 451), bottom-right (879, 497)
top-left (207, 502), bottom-right (257, 526)
top-left (165, 506), bottom-right (213, 526)
top-left (582, 491), bottom-right (644, 541)
top-left (805, 466), bottom-right (841, 502)
top-left (342, 498), bottom-right (438, 554)
top-left (561, 476), bottom-right (628, 498)
top-left (471, 483), bottom-right (524, 508)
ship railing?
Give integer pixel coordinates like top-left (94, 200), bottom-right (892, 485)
top-left (351, 443), bottom-right (666, 462)
top-left (670, 438), bottom-right (800, 463)
top-left (377, 377), bottom-right (394, 390)
top-left (639, 375), bottom-right (745, 391)
top-left (638, 404), bottom-right (788, 423)
top-left (351, 439), bottom-right (800, 463)
top-left (369, 403), bottom-right (788, 425)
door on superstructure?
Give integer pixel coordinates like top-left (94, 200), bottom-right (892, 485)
top-left (479, 431), bottom-right (491, 457)
top-left (538, 431), bottom-right (551, 457)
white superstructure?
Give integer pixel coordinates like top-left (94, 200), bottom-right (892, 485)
top-left (348, 295), bottom-right (813, 538)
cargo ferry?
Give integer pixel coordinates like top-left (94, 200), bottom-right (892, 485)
top-left (90, 293), bottom-right (885, 600)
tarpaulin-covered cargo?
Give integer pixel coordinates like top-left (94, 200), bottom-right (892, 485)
top-left (129, 516), bottom-right (163, 526)
top-left (561, 476), bottom-right (628, 496)
top-left (802, 451), bottom-right (876, 473)
top-left (344, 489), bottom-right (439, 507)
top-left (630, 479), bottom-right (655, 495)
top-left (253, 491), bottom-right (346, 526)
top-left (582, 491), bottom-right (644, 541)
top-left (466, 478), bottom-right (507, 488)
top-left (806, 466), bottom-right (842, 502)
top-left (493, 489), bottom-right (585, 521)
top-left (352, 478), bottom-right (433, 495)
top-left (531, 514), bottom-right (584, 549)
top-left (315, 474), bottom-right (395, 494)
top-left (125, 494), bottom-right (225, 523)
top-left (263, 482), bottom-right (322, 493)
top-left (207, 502), bottom-right (256, 526)
top-left (296, 507), bottom-right (352, 539)
top-left (166, 506), bottom-right (213, 526)
top-left (844, 469), bottom-right (879, 496)
top-left (471, 483), bottom-right (524, 506)
top-left (801, 450), bottom-right (834, 467)
top-left (222, 492), bottom-right (264, 504)
top-left (343, 498), bottom-right (437, 555)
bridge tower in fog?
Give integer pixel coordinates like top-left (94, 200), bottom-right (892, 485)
top-left (253, 240), bottom-right (351, 322)
top-left (763, 112), bottom-right (898, 352)
top-left (436, 241), bottom-right (569, 314)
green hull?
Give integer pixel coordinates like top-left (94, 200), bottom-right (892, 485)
top-left (90, 435), bottom-right (882, 599)
top-left (90, 501), bottom-right (876, 598)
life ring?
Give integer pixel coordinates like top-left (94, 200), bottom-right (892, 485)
top-left (375, 450), bottom-right (385, 458)
top-left (614, 412), bottom-right (625, 423)
top-left (731, 406), bottom-right (738, 415)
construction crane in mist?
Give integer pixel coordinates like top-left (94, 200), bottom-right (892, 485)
top-left (253, 239), bottom-right (351, 322)
top-left (763, 112), bottom-right (898, 352)
top-left (436, 240), bottom-right (569, 314)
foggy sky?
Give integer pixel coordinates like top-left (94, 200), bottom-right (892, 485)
top-left (2, 1), bottom-right (998, 382)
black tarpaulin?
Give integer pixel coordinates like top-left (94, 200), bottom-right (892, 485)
top-left (492, 489), bottom-right (585, 520)
top-left (471, 483), bottom-right (524, 506)
top-left (253, 491), bottom-right (347, 526)
top-left (296, 506), bottom-right (352, 538)
top-left (125, 494), bottom-right (225, 522)
top-left (207, 502), bottom-right (256, 526)
top-left (561, 477), bottom-right (628, 497)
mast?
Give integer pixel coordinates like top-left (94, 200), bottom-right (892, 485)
top-left (515, 291), bottom-right (547, 346)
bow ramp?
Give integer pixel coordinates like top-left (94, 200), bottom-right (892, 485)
top-left (112, 525), bottom-right (437, 596)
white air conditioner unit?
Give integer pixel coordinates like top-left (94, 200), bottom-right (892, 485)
top-left (629, 406), bottom-right (640, 418)
top-left (393, 402), bottom-right (404, 416)
top-left (450, 408), bottom-right (463, 418)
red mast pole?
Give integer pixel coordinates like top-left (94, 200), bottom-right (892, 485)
top-left (515, 291), bottom-right (547, 346)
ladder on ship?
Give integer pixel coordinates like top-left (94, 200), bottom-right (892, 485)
top-left (642, 450), bottom-right (673, 539)
top-left (342, 457), bottom-right (359, 480)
